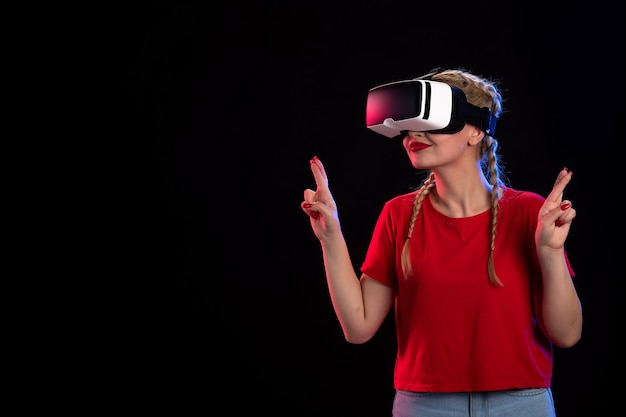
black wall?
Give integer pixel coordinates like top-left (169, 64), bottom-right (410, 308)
top-left (116, 2), bottom-right (620, 415)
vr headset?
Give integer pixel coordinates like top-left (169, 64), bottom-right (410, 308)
top-left (365, 78), bottom-right (497, 138)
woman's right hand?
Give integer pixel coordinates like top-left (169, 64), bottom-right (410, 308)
top-left (301, 156), bottom-right (341, 241)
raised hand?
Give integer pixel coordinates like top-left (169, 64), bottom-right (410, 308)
top-left (301, 156), bottom-right (341, 241)
top-left (535, 168), bottom-right (576, 251)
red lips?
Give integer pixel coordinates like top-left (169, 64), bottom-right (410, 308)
top-left (409, 142), bottom-right (431, 151)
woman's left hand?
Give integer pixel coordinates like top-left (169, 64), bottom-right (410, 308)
top-left (535, 168), bottom-right (576, 250)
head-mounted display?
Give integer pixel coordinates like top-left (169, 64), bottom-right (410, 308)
top-left (365, 79), bottom-right (497, 138)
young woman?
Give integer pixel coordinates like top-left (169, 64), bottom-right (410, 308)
top-left (301, 68), bottom-right (582, 417)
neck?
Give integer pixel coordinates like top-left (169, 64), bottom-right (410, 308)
top-left (429, 168), bottom-right (492, 218)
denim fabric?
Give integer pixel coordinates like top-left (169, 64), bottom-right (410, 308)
top-left (393, 388), bottom-right (556, 417)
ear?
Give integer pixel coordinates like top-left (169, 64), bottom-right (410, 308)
top-left (467, 125), bottom-right (485, 146)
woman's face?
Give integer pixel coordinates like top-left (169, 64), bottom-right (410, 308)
top-left (401, 124), bottom-right (482, 170)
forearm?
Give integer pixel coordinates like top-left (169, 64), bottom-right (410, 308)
top-left (538, 248), bottom-right (583, 348)
top-left (320, 234), bottom-right (369, 342)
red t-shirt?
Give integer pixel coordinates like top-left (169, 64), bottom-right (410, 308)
top-left (360, 187), bottom-right (574, 392)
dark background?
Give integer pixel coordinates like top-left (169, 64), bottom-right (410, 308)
top-left (114, 2), bottom-right (619, 415)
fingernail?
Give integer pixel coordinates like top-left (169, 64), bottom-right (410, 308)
top-left (555, 219), bottom-right (564, 227)
top-left (560, 202), bottom-right (571, 210)
top-left (303, 203), bottom-right (312, 208)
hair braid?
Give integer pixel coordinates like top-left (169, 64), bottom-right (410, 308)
top-left (401, 171), bottom-right (436, 279)
top-left (485, 136), bottom-right (505, 286)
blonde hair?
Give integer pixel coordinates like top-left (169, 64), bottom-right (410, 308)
top-left (400, 68), bottom-right (508, 286)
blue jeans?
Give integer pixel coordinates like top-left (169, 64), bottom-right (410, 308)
top-left (393, 388), bottom-right (556, 417)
